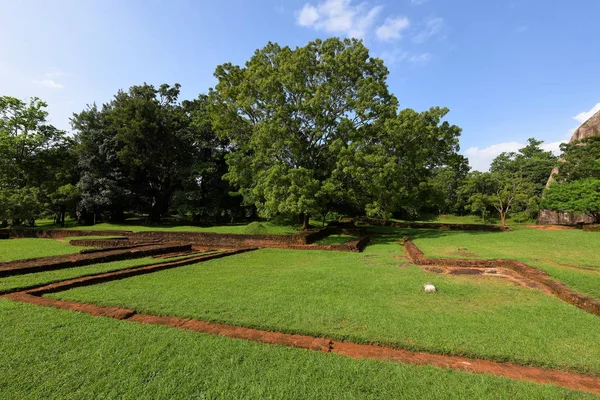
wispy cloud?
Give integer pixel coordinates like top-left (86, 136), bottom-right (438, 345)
top-left (464, 140), bottom-right (565, 172)
top-left (32, 79), bottom-right (64, 89)
top-left (376, 16), bottom-right (410, 41)
top-left (410, 0), bottom-right (428, 4)
top-left (379, 48), bottom-right (431, 66)
top-left (296, 0), bottom-right (382, 39)
top-left (573, 102), bottom-right (600, 124)
top-left (412, 17), bottom-right (444, 43)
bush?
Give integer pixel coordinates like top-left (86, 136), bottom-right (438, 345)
top-left (244, 222), bottom-right (269, 234)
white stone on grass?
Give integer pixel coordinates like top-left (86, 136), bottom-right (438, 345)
top-left (423, 283), bottom-right (437, 293)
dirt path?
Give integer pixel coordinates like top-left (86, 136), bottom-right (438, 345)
top-left (3, 292), bottom-right (599, 395)
top-left (524, 225), bottom-right (576, 231)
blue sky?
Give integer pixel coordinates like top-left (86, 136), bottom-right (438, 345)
top-left (1, 0), bottom-right (599, 171)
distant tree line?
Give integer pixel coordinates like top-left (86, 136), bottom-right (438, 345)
top-left (0, 37), bottom-right (588, 228)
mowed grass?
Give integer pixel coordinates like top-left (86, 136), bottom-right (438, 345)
top-left (57, 220), bottom-right (300, 234)
top-left (409, 228), bottom-right (600, 300)
top-left (49, 234), bottom-right (600, 375)
top-left (315, 234), bottom-right (356, 245)
top-left (0, 254), bottom-right (198, 294)
top-left (0, 300), bottom-right (595, 399)
top-left (0, 238), bottom-right (88, 262)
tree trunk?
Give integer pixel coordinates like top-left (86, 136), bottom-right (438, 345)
top-left (60, 205), bottom-right (66, 228)
top-left (302, 213), bottom-right (310, 230)
top-left (500, 211), bottom-right (506, 228)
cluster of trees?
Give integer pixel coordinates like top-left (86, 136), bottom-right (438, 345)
top-left (543, 136), bottom-right (600, 223)
top-left (0, 96), bottom-right (78, 227)
top-left (0, 37), bottom-right (596, 228)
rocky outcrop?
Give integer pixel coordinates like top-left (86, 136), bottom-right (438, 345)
top-left (539, 109), bottom-right (600, 225)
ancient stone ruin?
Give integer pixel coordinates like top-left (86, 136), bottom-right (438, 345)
top-left (538, 108), bottom-right (600, 225)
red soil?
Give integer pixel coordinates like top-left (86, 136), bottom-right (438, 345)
top-left (24, 248), bottom-right (256, 296)
top-left (403, 238), bottom-right (600, 317)
top-left (524, 225), bottom-right (575, 231)
top-left (3, 292), bottom-right (599, 395)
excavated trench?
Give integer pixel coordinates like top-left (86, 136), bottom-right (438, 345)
top-left (3, 229), bottom-right (600, 394)
top-left (403, 237), bottom-right (600, 317)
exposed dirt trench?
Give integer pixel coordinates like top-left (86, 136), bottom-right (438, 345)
top-left (3, 237), bottom-right (600, 394)
top-left (3, 292), bottom-right (600, 395)
top-left (403, 237), bottom-right (600, 318)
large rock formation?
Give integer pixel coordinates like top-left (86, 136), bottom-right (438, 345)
top-left (538, 108), bottom-right (600, 225)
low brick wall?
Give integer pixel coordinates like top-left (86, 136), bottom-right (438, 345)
top-left (127, 230), bottom-right (322, 248)
top-left (363, 218), bottom-right (507, 232)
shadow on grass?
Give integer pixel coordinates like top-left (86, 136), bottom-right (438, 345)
top-left (365, 226), bottom-right (501, 245)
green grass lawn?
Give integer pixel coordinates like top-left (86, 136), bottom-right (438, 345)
top-left (408, 228), bottom-right (600, 300)
top-left (0, 300), bottom-right (594, 399)
top-left (60, 220), bottom-right (299, 234)
top-left (0, 238), bottom-right (88, 262)
top-left (31, 218), bottom-right (302, 234)
top-left (48, 233), bottom-right (600, 375)
top-left (0, 254), bottom-right (197, 294)
top-left (314, 234), bottom-right (356, 245)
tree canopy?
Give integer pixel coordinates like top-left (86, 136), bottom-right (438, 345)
top-left (210, 37), bottom-right (463, 225)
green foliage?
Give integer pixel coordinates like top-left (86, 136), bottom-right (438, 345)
top-left (543, 179), bottom-right (600, 223)
top-left (73, 85), bottom-right (236, 224)
top-left (0, 96), bottom-right (77, 225)
top-left (464, 171), bottom-right (535, 227)
top-left (490, 138), bottom-right (557, 197)
top-left (556, 135), bottom-right (600, 181)
top-left (338, 107), bottom-right (463, 219)
top-left (210, 38), bottom-right (398, 220)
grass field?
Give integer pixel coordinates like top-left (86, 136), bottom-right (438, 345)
top-left (0, 299), bottom-right (594, 399)
top-left (47, 234), bottom-right (600, 375)
top-left (0, 255), bottom-right (197, 294)
top-left (409, 228), bottom-right (600, 300)
top-left (0, 238), bottom-right (89, 262)
top-left (33, 218), bottom-right (302, 234)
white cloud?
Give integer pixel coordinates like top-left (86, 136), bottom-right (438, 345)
top-left (295, 0), bottom-right (383, 39)
top-left (540, 141), bottom-right (563, 155)
top-left (412, 17), bottom-right (443, 43)
top-left (464, 140), bottom-right (566, 172)
top-left (407, 52), bottom-right (431, 62)
top-left (411, 0), bottom-right (428, 4)
top-left (376, 16), bottom-right (410, 41)
top-left (298, 4), bottom-right (319, 25)
top-left (464, 142), bottom-right (523, 172)
top-left (573, 102), bottom-right (600, 124)
top-left (379, 48), bottom-right (431, 66)
top-left (32, 79), bottom-right (64, 89)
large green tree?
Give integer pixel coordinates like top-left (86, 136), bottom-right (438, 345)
top-left (490, 138), bottom-right (557, 197)
top-left (0, 96), bottom-right (77, 226)
top-left (211, 37), bottom-right (465, 227)
top-left (74, 84), bottom-right (203, 223)
top-left (336, 107), bottom-right (464, 219)
top-left (542, 136), bottom-right (600, 223)
top-left (543, 179), bottom-right (600, 223)
top-left (463, 171), bottom-right (536, 227)
top-left (555, 135), bottom-right (600, 181)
